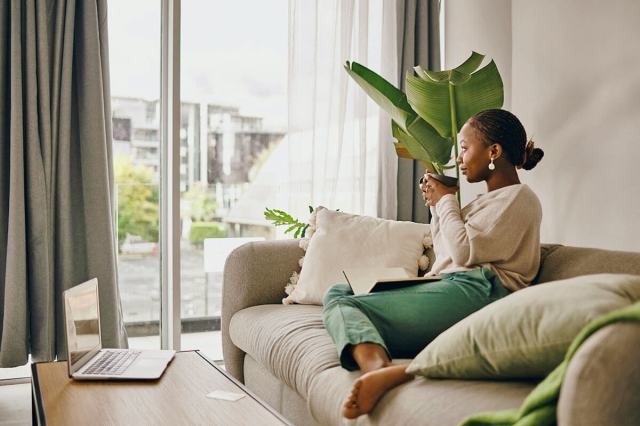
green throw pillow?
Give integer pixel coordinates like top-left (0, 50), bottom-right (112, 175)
top-left (406, 273), bottom-right (640, 379)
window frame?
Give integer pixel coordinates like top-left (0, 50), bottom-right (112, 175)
top-left (160, 0), bottom-right (181, 350)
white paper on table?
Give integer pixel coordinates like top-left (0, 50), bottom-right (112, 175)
top-left (206, 390), bottom-right (246, 402)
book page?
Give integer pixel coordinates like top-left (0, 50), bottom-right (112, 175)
top-left (343, 267), bottom-right (440, 295)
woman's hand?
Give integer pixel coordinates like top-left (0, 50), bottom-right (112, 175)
top-left (420, 173), bottom-right (459, 207)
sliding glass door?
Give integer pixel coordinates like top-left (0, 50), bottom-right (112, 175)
top-left (108, 0), bottom-right (163, 349)
top-left (109, 0), bottom-right (287, 359)
top-left (179, 0), bottom-right (288, 360)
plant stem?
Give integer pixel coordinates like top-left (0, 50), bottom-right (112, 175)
top-left (448, 81), bottom-right (462, 206)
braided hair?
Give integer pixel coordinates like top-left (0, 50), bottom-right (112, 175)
top-left (467, 109), bottom-right (544, 170)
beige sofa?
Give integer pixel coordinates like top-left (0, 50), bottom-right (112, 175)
top-left (222, 240), bottom-right (640, 425)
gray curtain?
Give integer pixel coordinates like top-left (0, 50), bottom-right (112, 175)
top-left (396, 0), bottom-right (441, 223)
top-left (0, 0), bottom-right (127, 368)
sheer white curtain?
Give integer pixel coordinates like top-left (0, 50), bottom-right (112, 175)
top-left (287, 0), bottom-right (398, 220)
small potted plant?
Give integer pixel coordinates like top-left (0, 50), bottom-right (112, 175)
top-left (344, 51), bottom-right (504, 204)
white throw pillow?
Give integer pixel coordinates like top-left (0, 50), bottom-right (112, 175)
top-left (282, 206), bottom-right (431, 305)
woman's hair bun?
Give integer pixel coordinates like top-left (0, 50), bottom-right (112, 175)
top-left (522, 139), bottom-right (544, 170)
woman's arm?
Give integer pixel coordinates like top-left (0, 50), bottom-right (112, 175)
top-left (436, 193), bottom-right (529, 266)
top-left (434, 194), bottom-right (471, 265)
top-left (421, 174), bottom-right (444, 242)
top-left (429, 205), bottom-right (440, 237)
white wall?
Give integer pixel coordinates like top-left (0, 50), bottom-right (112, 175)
top-left (445, 0), bottom-right (640, 252)
top-left (444, 0), bottom-right (512, 109)
top-left (443, 0), bottom-right (512, 206)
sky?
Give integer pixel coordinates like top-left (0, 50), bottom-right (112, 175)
top-left (108, 0), bottom-right (288, 130)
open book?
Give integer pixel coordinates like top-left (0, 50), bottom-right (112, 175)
top-left (342, 267), bottom-right (442, 296)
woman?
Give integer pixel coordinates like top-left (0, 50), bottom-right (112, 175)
top-left (321, 109), bottom-right (545, 419)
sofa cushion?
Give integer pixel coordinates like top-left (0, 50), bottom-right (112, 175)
top-left (243, 354), bottom-right (322, 426)
top-left (232, 305), bottom-right (539, 426)
top-left (558, 322), bottom-right (640, 426)
top-left (229, 304), bottom-right (340, 397)
top-left (407, 273), bottom-right (640, 379)
top-left (536, 245), bottom-right (640, 284)
top-left (283, 207), bottom-right (431, 305)
top-left (307, 365), bottom-right (537, 426)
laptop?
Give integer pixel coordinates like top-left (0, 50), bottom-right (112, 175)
top-left (63, 278), bottom-right (175, 380)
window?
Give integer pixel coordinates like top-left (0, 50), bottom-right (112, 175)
top-left (109, 0), bottom-right (162, 349)
top-left (108, 0), bottom-right (287, 359)
top-left (179, 0), bottom-right (287, 358)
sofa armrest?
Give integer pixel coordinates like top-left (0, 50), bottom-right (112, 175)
top-left (558, 321), bottom-right (640, 426)
top-left (222, 239), bottom-right (303, 382)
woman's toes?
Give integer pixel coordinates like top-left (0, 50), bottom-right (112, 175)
top-left (342, 379), bottom-right (365, 418)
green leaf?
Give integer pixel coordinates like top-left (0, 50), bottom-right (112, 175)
top-left (413, 52), bottom-right (484, 82)
top-left (406, 60), bottom-right (504, 138)
top-left (453, 60), bottom-right (504, 129)
top-left (405, 72), bottom-right (452, 137)
top-left (414, 66), bottom-right (449, 83)
top-left (264, 208), bottom-right (277, 221)
top-left (392, 123), bottom-right (430, 162)
top-left (449, 69), bottom-right (471, 86)
top-left (414, 68), bottom-right (470, 86)
top-left (393, 142), bottom-right (414, 159)
top-left (406, 118), bottom-right (453, 165)
top-left (276, 209), bottom-right (293, 221)
top-left (285, 224), bottom-right (298, 234)
top-left (454, 51), bottom-right (485, 75)
top-left (345, 61), bottom-right (414, 130)
top-left (301, 224), bottom-right (309, 238)
top-left (392, 121), bottom-right (451, 172)
top-left (308, 205), bottom-right (314, 214)
top-left (293, 227), bottom-right (301, 239)
top-left (264, 207), bottom-right (308, 236)
top-left (419, 160), bottom-right (439, 174)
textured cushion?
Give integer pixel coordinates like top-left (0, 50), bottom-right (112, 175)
top-left (307, 365), bottom-right (537, 426)
top-left (407, 273), bottom-right (640, 379)
top-left (243, 355), bottom-right (322, 426)
top-left (229, 304), bottom-right (339, 397)
top-left (558, 322), bottom-right (640, 426)
top-left (283, 206), bottom-right (430, 305)
top-left (536, 245), bottom-right (640, 284)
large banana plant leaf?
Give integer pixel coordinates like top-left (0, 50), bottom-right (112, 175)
top-left (406, 52), bottom-right (504, 138)
top-left (344, 61), bottom-right (413, 132)
top-left (392, 123), bottom-right (439, 173)
top-left (414, 51), bottom-right (485, 82)
top-left (405, 116), bottom-right (452, 166)
top-left (344, 61), bottom-right (453, 169)
top-left (453, 60), bottom-right (504, 130)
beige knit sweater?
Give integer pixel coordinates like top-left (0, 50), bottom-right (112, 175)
top-left (425, 184), bottom-right (542, 292)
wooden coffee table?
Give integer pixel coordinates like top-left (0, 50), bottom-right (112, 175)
top-left (31, 351), bottom-right (290, 425)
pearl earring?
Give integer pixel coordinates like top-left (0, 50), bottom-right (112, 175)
top-left (488, 157), bottom-right (495, 170)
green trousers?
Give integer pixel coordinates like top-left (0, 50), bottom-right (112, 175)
top-left (322, 267), bottom-right (511, 371)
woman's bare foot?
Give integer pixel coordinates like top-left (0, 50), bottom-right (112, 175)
top-left (351, 343), bottom-right (391, 373)
top-left (342, 365), bottom-right (414, 419)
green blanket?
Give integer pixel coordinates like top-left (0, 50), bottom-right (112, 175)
top-left (460, 301), bottom-right (640, 426)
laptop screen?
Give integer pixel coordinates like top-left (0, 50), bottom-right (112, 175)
top-left (64, 279), bottom-right (102, 369)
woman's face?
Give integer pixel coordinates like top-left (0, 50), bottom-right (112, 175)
top-left (456, 122), bottom-right (495, 183)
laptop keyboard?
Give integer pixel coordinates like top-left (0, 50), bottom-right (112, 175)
top-left (83, 350), bottom-right (142, 375)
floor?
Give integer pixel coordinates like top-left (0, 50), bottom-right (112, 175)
top-left (0, 384), bottom-right (30, 426)
top-left (0, 331), bottom-right (223, 425)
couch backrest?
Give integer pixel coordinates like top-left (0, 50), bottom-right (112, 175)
top-left (536, 243), bottom-right (640, 284)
